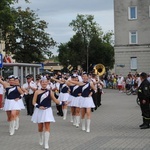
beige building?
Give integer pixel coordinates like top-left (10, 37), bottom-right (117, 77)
top-left (0, 40), bottom-right (5, 56)
top-left (43, 60), bottom-right (63, 72)
top-left (114, 0), bottom-right (150, 75)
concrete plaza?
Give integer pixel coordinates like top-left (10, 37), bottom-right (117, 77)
top-left (0, 89), bottom-right (150, 150)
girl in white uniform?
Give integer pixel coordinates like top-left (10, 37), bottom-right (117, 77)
top-left (67, 75), bottom-right (82, 127)
top-left (0, 75), bottom-right (24, 135)
top-left (14, 76), bottom-right (26, 130)
top-left (31, 76), bottom-right (62, 150)
top-left (68, 73), bottom-right (96, 133)
top-left (51, 77), bottom-right (69, 120)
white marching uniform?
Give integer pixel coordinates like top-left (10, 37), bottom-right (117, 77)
top-left (69, 85), bottom-right (81, 107)
top-left (31, 90), bottom-right (55, 123)
top-left (58, 83), bottom-right (69, 102)
top-left (18, 98), bottom-right (25, 109)
top-left (17, 85), bottom-right (25, 110)
top-left (79, 82), bottom-right (95, 108)
top-left (3, 86), bottom-right (22, 111)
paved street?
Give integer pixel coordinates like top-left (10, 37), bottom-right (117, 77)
top-left (0, 89), bottom-right (150, 150)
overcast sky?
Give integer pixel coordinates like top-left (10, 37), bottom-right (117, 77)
top-left (15, 0), bottom-right (114, 55)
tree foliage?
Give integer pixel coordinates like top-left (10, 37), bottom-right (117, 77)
top-left (0, 0), bottom-right (55, 63)
top-left (0, 0), bottom-right (29, 40)
top-left (0, 0), bottom-right (15, 39)
top-left (58, 14), bottom-right (114, 72)
top-left (6, 8), bottom-right (56, 63)
top-left (89, 34), bottom-right (114, 69)
top-left (69, 14), bottom-right (103, 42)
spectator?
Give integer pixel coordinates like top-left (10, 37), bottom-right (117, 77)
top-left (0, 76), bottom-right (4, 109)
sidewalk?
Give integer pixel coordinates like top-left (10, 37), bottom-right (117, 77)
top-left (0, 89), bottom-right (150, 150)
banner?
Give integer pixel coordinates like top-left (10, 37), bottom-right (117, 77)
top-left (0, 54), bottom-right (3, 68)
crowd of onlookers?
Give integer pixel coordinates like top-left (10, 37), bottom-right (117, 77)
top-left (101, 72), bottom-right (148, 93)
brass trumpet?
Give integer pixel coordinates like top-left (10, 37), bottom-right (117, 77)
top-left (93, 64), bottom-right (106, 76)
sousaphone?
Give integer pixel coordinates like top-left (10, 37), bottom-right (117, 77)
top-left (93, 64), bottom-right (106, 76)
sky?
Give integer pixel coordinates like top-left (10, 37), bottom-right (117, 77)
top-left (14, 0), bottom-right (114, 55)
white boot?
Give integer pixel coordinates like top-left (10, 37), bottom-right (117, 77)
top-left (81, 119), bottom-right (85, 131)
top-left (73, 116), bottom-right (77, 126)
top-left (70, 114), bottom-right (73, 122)
top-left (63, 109), bottom-right (67, 120)
top-left (15, 117), bottom-right (19, 130)
top-left (44, 131), bottom-right (50, 149)
top-left (78, 116), bottom-right (80, 125)
top-left (39, 132), bottom-right (43, 146)
top-left (9, 122), bottom-right (11, 133)
top-left (10, 120), bottom-right (15, 136)
top-left (76, 116), bottom-right (80, 128)
top-left (86, 119), bottom-right (91, 133)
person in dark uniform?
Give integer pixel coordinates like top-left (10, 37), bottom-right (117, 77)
top-left (97, 77), bottom-right (104, 107)
top-left (138, 72), bottom-right (150, 129)
top-left (91, 74), bottom-right (98, 111)
top-left (52, 74), bottom-right (63, 117)
top-left (22, 74), bottom-right (37, 116)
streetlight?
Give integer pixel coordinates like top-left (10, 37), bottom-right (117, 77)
top-left (67, 60), bottom-right (70, 66)
top-left (67, 60), bottom-right (70, 73)
top-left (86, 41), bottom-right (90, 73)
top-left (0, 29), bottom-right (2, 41)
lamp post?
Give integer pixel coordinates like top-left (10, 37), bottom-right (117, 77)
top-left (67, 59), bottom-right (70, 73)
top-left (0, 29), bottom-right (2, 42)
top-left (86, 41), bottom-right (90, 73)
top-left (86, 44), bottom-right (88, 73)
top-left (67, 59), bottom-right (70, 65)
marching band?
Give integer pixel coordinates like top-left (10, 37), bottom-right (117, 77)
top-left (0, 71), bottom-right (104, 150)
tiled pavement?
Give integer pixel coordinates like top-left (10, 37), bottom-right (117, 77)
top-left (0, 89), bottom-right (150, 150)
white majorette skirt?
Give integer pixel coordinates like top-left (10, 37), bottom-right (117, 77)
top-left (80, 96), bottom-right (95, 108)
top-left (31, 107), bottom-right (55, 123)
top-left (3, 99), bottom-right (21, 111)
top-left (58, 92), bottom-right (69, 102)
top-left (67, 95), bottom-right (74, 106)
top-left (70, 96), bottom-right (81, 107)
top-left (18, 98), bottom-right (25, 109)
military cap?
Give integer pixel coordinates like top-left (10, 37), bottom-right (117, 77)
top-left (26, 74), bottom-right (33, 79)
top-left (140, 72), bottom-right (147, 79)
top-left (8, 75), bottom-right (15, 79)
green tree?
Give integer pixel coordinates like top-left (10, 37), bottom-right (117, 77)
top-left (6, 8), bottom-right (56, 63)
top-left (67, 33), bottom-right (86, 66)
top-left (69, 14), bottom-right (103, 72)
top-left (58, 43), bottom-right (70, 68)
top-left (58, 14), bottom-right (114, 72)
top-left (89, 34), bottom-right (114, 69)
top-left (69, 14), bottom-right (103, 41)
top-left (0, 0), bottom-right (29, 41)
top-left (58, 33), bottom-right (85, 70)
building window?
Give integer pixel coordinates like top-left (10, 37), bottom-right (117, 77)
top-left (128, 6), bottom-right (137, 20)
top-left (129, 31), bottom-right (138, 44)
top-left (130, 57), bottom-right (137, 70)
